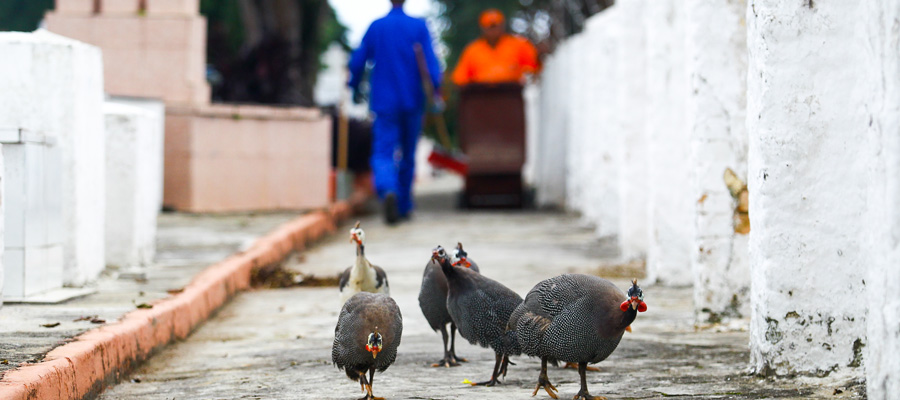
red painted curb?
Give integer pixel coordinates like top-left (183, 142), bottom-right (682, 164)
top-left (0, 200), bottom-right (360, 400)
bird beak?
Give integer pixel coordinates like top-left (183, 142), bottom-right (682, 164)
top-left (631, 297), bottom-right (639, 310)
top-left (371, 349), bottom-right (379, 359)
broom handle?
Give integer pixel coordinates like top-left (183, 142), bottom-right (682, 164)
top-left (337, 71), bottom-right (350, 171)
top-left (414, 43), bottom-right (453, 150)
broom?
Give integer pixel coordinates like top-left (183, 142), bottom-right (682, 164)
top-left (414, 44), bottom-right (469, 176)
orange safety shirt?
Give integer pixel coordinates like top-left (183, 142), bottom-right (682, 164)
top-left (451, 34), bottom-right (540, 86)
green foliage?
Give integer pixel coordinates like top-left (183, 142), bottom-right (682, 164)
top-left (0, 0), bottom-right (54, 32)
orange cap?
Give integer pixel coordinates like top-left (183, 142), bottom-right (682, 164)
top-left (479, 9), bottom-right (505, 28)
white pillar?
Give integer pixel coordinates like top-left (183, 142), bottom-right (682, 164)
top-left (685, 0), bottom-right (750, 322)
top-left (644, 0), bottom-right (692, 286)
top-left (747, 1), bottom-right (868, 376)
top-left (865, 0), bottom-right (900, 397)
top-left (534, 48), bottom-right (566, 208)
top-left (581, 10), bottom-right (622, 239)
top-left (104, 99), bottom-right (164, 270)
top-left (615, 0), bottom-right (648, 257)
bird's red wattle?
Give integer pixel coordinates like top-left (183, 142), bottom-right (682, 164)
top-left (620, 300), bottom-right (630, 312)
top-left (637, 301), bottom-right (647, 312)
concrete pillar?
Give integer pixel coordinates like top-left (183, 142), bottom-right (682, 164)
top-left (534, 48), bottom-right (567, 208)
top-left (104, 99), bottom-right (164, 270)
top-left (569, 34), bottom-right (594, 220)
top-left (684, 0), bottom-right (750, 323)
top-left (615, 0), bottom-right (648, 257)
top-left (582, 10), bottom-right (621, 239)
top-left (644, 0), bottom-right (692, 286)
top-left (865, 1), bottom-right (900, 397)
top-left (36, 31), bottom-right (107, 287)
top-left (747, 1), bottom-right (868, 376)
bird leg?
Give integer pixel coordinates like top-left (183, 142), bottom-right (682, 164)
top-left (470, 353), bottom-right (503, 386)
top-left (431, 325), bottom-right (460, 367)
top-left (356, 371), bottom-right (370, 400)
top-left (572, 362), bottom-right (606, 400)
top-left (532, 357), bottom-right (559, 399)
top-left (498, 355), bottom-right (513, 378)
top-left (563, 362), bottom-right (601, 372)
top-left (449, 323), bottom-right (467, 363)
top-left (364, 368), bottom-right (385, 400)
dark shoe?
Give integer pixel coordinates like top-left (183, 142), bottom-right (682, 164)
top-left (383, 193), bottom-right (399, 225)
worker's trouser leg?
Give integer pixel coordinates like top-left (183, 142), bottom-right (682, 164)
top-left (370, 109), bottom-right (422, 216)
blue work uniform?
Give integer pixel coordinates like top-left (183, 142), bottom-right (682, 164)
top-left (348, 5), bottom-right (441, 217)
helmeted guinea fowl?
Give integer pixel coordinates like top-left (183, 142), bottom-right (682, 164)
top-left (339, 222), bottom-right (389, 305)
top-left (332, 292), bottom-right (403, 400)
top-left (451, 242), bottom-right (479, 271)
top-left (418, 242), bottom-right (480, 368)
top-left (431, 245), bottom-right (522, 386)
top-left (509, 275), bottom-right (647, 400)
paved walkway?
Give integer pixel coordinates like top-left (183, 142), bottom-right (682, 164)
top-left (0, 212), bottom-right (299, 375)
top-left (98, 176), bottom-right (864, 399)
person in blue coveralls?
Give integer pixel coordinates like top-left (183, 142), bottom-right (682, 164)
top-left (348, 0), bottom-right (442, 225)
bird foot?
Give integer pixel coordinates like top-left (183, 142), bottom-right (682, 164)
top-left (450, 354), bottom-right (468, 363)
top-left (572, 389), bottom-right (606, 400)
top-left (431, 357), bottom-right (461, 368)
top-left (532, 376), bottom-right (559, 399)
top-left (563, 362), bottom-right (600, 372)
top-left (470, 377), bottom-right (502, 387)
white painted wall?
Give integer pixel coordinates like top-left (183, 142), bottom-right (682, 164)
top-left (747, 0), bottom-right (868, 376)
top-left (644, 0), bottom-right (692, 285)
top-left (615, 0), bottom-right (648, 257)
top-left (104, 99), bottom-right (164, 269)
top-left (864, 0), bottom-right (900, 397)
top-left (533, 44), bottom-right (566, 208)
top-left (583, 10), bottom-right (621, 239)
top-left (685, 0), bottom-right (750, 322)
top-left (31, 30), bottom-right (107, 287)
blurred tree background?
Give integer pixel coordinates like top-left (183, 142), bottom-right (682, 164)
top-left (0, 0), bottom-right (53, 32)
top-left (0, 0), bottom-right (346, 107)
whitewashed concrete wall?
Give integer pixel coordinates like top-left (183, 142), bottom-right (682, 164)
top-left (865, 0), bottom-right (900, 397)
top-left (104, 99), bottom-right (164, 269)
top-left (33, 31), bottom-right (106, 287)
top-left (747, 1), bottom-right (868, 376)
top-left (685, 0), bottom-right (750, 322)
top-left (533, 42), bottom-right (568, 208)
top-left (644, 0), bottom-right (692, 285)
top-left (0, 32), bottom-right (92, 298)
top-left (0, 143), bottom-right (4, 306)
top-left (615, 0), bottom-right (649, 257)
top-left (583, 10), bottom-right (622, 239)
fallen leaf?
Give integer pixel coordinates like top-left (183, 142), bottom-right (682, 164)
top-left (41, 322), bottom-right (60, 328)
top-left (136, 303), bottom-right (153, 309)
top-left (90, 318), bottom-right (106, 324)
top-left (74, 315), bottom-right (98, 322)
top-left (462, 378), bottom-right (473, 385)
top-left (167, 288), bottom-right (184, 295)
top-left (1, 359), bottom-right (9, 365)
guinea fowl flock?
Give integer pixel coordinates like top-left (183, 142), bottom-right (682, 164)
top-left (331, 222), bottom-right (648, 400)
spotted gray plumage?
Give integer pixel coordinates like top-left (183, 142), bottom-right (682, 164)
top-left (432, 246), bottom-right (521, 385)
top-left (509, 274), bottom-right (642, 399)
top-left (418, 258), bottom-right (479, 367)
top-left (332, 292), bottom-right (402, 398)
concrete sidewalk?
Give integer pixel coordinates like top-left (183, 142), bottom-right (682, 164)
top-left (97, 176), bottom-right (864, 400)
top-left (0, 212), bottom-right (301, 376)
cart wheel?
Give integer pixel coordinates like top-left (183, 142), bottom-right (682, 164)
top-left (457, 191), bottom-right (469, 209)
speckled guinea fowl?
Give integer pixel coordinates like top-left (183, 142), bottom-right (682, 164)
top-left (418, 243), bottom-right (480, 368)
top-left (508, 275), bottom-right (647, 400)
top-left (332, 292), bottom-right (403, 400)
top-left (432, 245), bottom-right (521, 386)
top-left (339, 222), bottom-right (389, 305)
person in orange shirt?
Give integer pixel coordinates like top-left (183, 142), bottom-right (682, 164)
top-left (451, 9), bottom-right (541, 86)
